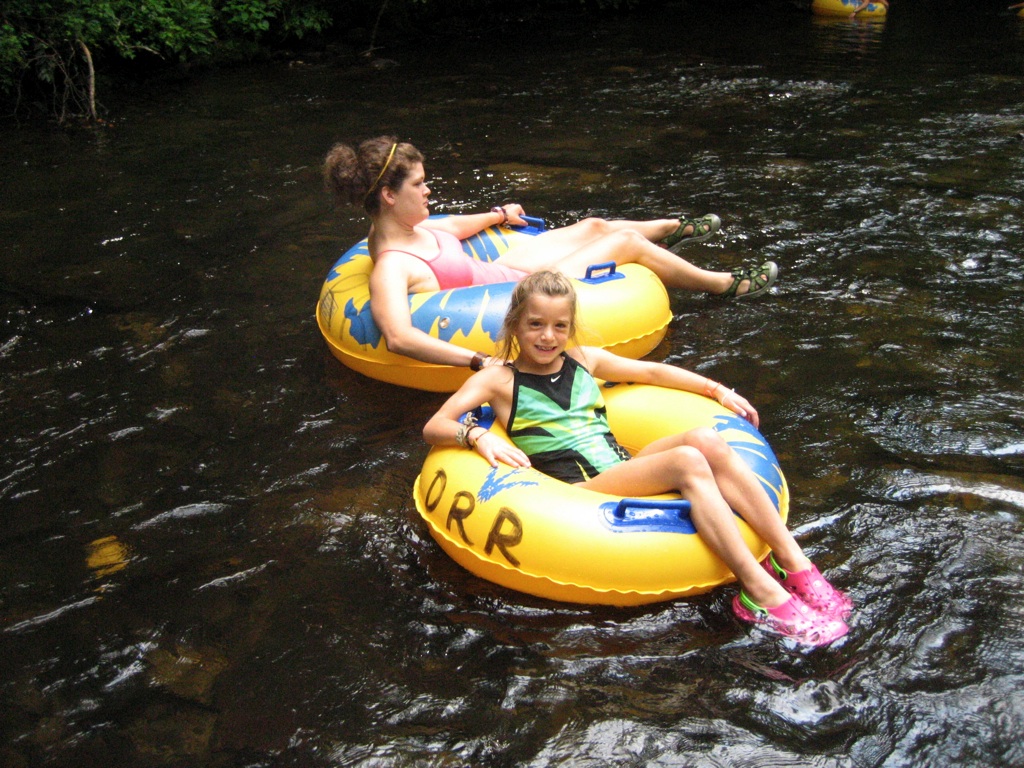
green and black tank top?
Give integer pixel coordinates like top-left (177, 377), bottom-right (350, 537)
top-left (506, 353), bottom-right (630, 484)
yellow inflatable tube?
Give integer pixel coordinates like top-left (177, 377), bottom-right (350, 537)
top-left (812, 0), bottom-right (887, 17)
top-left (316, 218), bottom-right (672, 392)
top-left (413, 383), bottom-right (789, 606)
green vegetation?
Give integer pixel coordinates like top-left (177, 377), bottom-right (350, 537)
top-left (0, 0), bottom-right (333, 122)
top-left (0, 0), bottom-right (649, 122)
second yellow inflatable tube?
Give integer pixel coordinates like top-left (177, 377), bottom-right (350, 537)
top-left (413, 383), bottom-right (789, 606)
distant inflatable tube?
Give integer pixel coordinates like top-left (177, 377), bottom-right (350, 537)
top-left (413, 383), bottom-right (789, 606)
top-left (316, 218), bottom-right (672, 392)
top-left (812, 0), bottom-right (887, 17)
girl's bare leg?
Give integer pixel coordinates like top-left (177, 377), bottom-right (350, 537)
top-left (675, 429), bottom-right (812, 574)
top-left (577, 447), bottom-right (792, 607)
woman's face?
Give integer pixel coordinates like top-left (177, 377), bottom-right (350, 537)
top-left (387, 162), bottom-right (431, 224)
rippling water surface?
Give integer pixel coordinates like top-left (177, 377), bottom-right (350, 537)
top-left (3, 3), bottom-right (1024, 766)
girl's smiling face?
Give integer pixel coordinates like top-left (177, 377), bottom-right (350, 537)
top-left (515, 294), bottom-right (574, 373)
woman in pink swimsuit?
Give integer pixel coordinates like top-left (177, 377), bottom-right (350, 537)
top-left (324, 136), bottom-right (778, 371)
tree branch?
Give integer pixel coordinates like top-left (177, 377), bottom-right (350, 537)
top-left (77, 39), bottom-right (96, 121)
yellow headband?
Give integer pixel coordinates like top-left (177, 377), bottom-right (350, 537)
top-left (365, 142), bottom-right (398, 201)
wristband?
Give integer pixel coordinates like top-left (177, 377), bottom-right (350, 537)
top-left (703, 378), bottom-right (722, 399)
top-left (490, 206), bottom-right (509, 226)
top-left (470, 351), bottom-right (488, 371)
top-left (467, 426), bottom-right (486, 448)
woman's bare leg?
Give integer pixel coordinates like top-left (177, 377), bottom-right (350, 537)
top-left (530, 217), bottom-right (682, 249)
top-left (498, 217), bottom-right (675, 265)
top-left (498, 223), bottom-right (766, 296)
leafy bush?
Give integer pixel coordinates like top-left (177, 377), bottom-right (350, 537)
top-left (0, 0), bottom-right (332, 121)
top-left (0, 0), bottom-right (651, 122)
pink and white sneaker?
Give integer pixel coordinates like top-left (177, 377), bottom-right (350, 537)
top-left (762, 553), bottom-right (853, 621)
top-left (732, 591), bottom-right (849, 647)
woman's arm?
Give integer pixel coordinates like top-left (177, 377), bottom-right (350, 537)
top-left (369, 256), bottom-right (488, 367)
top-left (423, 204), bottom-right (527, 240)
top-left (849, 0), bottom-right (886, 14)
top-left (423, 368), bottom-right (530, 468)
top-left (575, 347), bottom-right (760, 428)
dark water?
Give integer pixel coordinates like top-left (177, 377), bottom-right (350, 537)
top-left (3, 3), bottom-right (1024, 766)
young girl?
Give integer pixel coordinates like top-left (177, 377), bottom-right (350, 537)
top-left (324, 136), bottom-right (778, 371)
top-left (423, 271), bottom-right (852, 646)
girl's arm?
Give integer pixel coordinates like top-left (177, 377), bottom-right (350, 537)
top-left (575, 346), bottom-right (760, 428)
top-left (423, 368), bottom-right (531, 468)
top-left (423, 204), bottom-right (528, 239)
top-left (369, 256), bottom-right (486, 367)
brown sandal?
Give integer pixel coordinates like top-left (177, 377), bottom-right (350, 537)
top-left (720, 261), bottom-right (778, 299)
top-left (663, 213), bottom-right (721, 253)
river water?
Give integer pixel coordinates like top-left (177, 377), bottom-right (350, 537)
top-left (3, 3), bottom-right (1024, 766)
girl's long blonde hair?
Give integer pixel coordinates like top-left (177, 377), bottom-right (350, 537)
top-left (497, 271), bottom-right (580, 361)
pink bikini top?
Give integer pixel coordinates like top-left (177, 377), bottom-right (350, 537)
top-left (378, 229), bottom-right (526, 290)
